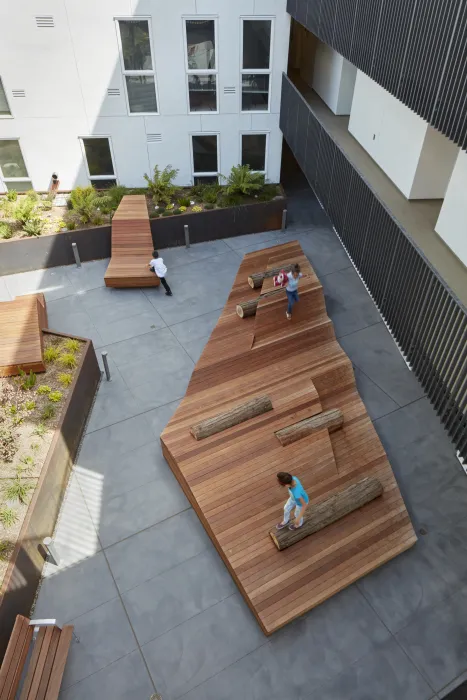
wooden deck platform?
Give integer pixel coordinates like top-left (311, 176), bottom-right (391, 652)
top-left (0, 294), bottom-right (48, 377)
top-left (104, 195), bottom-right (160, 288)
top-left (161, 241), bottom-right (417, 635)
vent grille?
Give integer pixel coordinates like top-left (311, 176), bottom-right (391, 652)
top-left (12, 90), bottom-right (26, 98)
top-left (107, 88), bottom-right (120, 97)
top-left (35, 15), bottom-right (54, 28)
top-left (147, 133), bottom-right (162, 143)
top-left (224, 86), bottom-right (236, 95)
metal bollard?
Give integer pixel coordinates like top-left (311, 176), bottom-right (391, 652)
top-left (281, 209), bottom-right (287, 231)
top-left (43, 537), bottom-right (60, 566)
top-left (101, 351), bottom-right (111, 381)
top-left (184, 224), bottom-right (190, 249)
top-left (71, 242), bottom-right (81, 267)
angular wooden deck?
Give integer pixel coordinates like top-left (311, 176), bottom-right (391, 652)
top-left (0, 294), bottom-right (48, 377)
top-left (104, 195), bottom-right (160, 288)
top-left (161, 241), bottom-right (417, 635)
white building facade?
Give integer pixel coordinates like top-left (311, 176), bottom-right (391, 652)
top-left (0, 0), bottom-right (290, 193)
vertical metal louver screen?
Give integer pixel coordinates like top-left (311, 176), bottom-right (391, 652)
top-left (280, 73), bottom-right (467, 460)
top-left (289, 0), bottom-right (467, 151)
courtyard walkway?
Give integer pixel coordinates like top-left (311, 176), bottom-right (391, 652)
top-left (0, 184), bottom-right (465, 699)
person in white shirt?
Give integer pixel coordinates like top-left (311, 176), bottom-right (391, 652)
top-left (149, 251), bottom-right (172, 296)
top-left (285, 263), bottom-right (302, 320)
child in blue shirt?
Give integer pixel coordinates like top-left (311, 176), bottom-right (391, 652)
top-left (276, 472), bottom-right (309, 530)
top-left (286, 263), bottom-right (303, 320)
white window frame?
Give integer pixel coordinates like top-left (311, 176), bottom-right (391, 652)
top-left (190, 133), bottom-right (220, 184)
top-left (115, 17), bottom-right (159, 116)
top-left (79, 136), bottom-right (118, 186)
top-left (240, 17), bottom-right (274, 114)
top-left (183, 16), bottom-right (219, 114)
top-left (0, 138), bottom-right (32, 191)
top-left (0, 76), bottom-right (12, 119)
top-left (240, 132), bottom-right (269, 175)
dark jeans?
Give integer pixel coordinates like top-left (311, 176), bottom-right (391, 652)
top-left (159, 277), bottom-right (172, 294)
top-left (286, 289), bottom-right (299, 315)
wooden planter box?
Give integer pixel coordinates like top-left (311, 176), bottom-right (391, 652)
top-left (0, 332), bottom-right (100, 660)
top-left (0, 195), bottom-right (286, 276)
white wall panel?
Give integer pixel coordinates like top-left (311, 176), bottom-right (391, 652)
top-left (435, 150), bottom-right (467, 266)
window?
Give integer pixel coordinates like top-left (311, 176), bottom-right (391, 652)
top-left (185, 19), bottom-right (217, 113)
top-left (0, 78), bottom-right (11, 117)
top-left (82, 138), bottom-right (116, 188)
top-left (117, 20), bottom-right (158, 114)
top-left (241, 19), bottom-right (272, 112)
top-left (0, 140), bottom-right (32, 191)
top-left (242, 134), bottom-right (267, 172)
top-left (192, 134), bottom-right (218, 184)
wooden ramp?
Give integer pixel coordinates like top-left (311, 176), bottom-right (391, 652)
top-left (0, 294), bottom-right (48, 377)
top-left (161, 241), bottom-right (417, 635)
top-left (104, 195), bottom-right (160, 288)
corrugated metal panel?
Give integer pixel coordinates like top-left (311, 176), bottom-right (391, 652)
top-left (372, 0), bottom-right (417, 96)
top-left (333, 0), bottom-right (358, 58)
top-left (319, 0), bottom-right (338, 48)
top-left (350, 0), bottom-right (384, 76)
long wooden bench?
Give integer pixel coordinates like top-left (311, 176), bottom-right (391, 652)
top-left (104, 195), bottom-right (160, 288)
top-left (0, 616), bottom-right (73, 700)
top-left (0, 294), bottom-right (48, 377)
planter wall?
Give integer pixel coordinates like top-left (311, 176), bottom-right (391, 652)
top-left (0, 333), bottom-right (100, 660)
top-left (0, 196), bottom-right (286, 276)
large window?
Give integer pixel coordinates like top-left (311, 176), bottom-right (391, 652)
top-left (0, 78), bottom-right (11, 117)
top-left (0, 140), bottom-right (32, 191)
top-left (185, 19), bottom-right (217, 113)
top-left (81, 138), bottom-right (116, 188)
top-left (242, 134), bottom-right (267, 172)
top-left (192, 134), bottom-right (219, 184)
top-left (117, 20), bottom-right (158, 114)
top-left (241, 19), bottom-right (272, 112)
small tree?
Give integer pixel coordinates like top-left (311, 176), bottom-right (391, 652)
top-left (68, 186), bottom-right (110, 224)
top-left (223, 164), bottom-right (265, 197)
top-left (144, 165), bottom-right (179, 205)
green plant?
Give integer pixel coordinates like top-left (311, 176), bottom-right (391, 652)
top-left (55, 218), bottom-right (67, 232)
top-left (41, 193), bottom-right (54, 211)
top-left (17, 455), bottom-right (34, 474)
top-left (48, 391), bottom-right (62, 403)
top-left (32, 423), bottom-right (47, 438)
top-left (90, 210), bottom-right (105, 226)
top-left (0, 222), bottom-right (13, 239)
top-left (63, 338), bottom-right (80, 353)
top-left (58, 372), bottom-right (73, 387)
top-left (4, 476), bottom-right (34, 505)
top-left (190, 183), bottom-right (206, 199)
top-left (0, 198), bottom-right (14, 218)
top-left (25, 400), bottom-right (36, 411)
top-left (218, 193), bottom-right (243, 208)
top-left (149, 211), bottom-right (159, 219)
top-left (30, 442), bottom-right (40, 452)
top-left (37, 385), bottom-right (52, 395)
top-left (25, 189), bottom-right (39, 202)
top-left (17, 367), bottom-right (37, 390)
top-left (222, 164), bottom-right (265, 196)
top-left (173, 208), bottom-right (182, 215)
top-left (68, 186), bottom-right (111, 224)
top-left (161, 211), bottom-right (173, 217)
top-left (59, 352), bottom-right (77, 369)
top-left (0, 428), bottom-right (17, 462)
top-left (8, 405), bottom-right (17, 416)
top-left (44, 346), bottom-right (60, 363)
top-left (143, 165), bottom-right (179, 206)
top-left (204, 203), bottom-right (215, 210)
top-left (63, 212), bottom-right (78, 230)
top-left (157, 206), bottom-right (166, 213)
top-left (6, 190), bottom-right (18, 202)
top-left (178, 196), bottom-right (191, 207)
top-left (0, 507), bottom-right (18, 529)
top-left (22, 216), bottom-right (45, 237)
top-left (202, 184), bottom-right (221, 204)
top-left (179, 206), bottom-right (187, 212)
top-left (0, 541), bottom-right (13, 561)
top-left (41, 404), bottom-right (55, 420)
top-left (192, 205), bottom-right (203, 213)
top-left (13, 198), bottom-right (37, 225)
top-left (100, 185), bottom-right (128, 214)
top-left (166, 203), bottom-right (174, 210)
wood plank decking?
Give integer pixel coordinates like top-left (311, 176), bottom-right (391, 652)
top-left (104, 195), bottom-right (160, 288)
top-left (161, 241), bottom-right (417, 635)
top-left (0, 294), bottom-right (48, 377)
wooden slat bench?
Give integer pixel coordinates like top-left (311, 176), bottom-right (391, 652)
top-left (0, 616), bottom-right (73, 700)
top-left (104, 195), bottom-right (160, 288)
top-left (0, 294), bottom-right (48, 377)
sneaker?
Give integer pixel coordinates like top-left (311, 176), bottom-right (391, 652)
top-left (289, 523), bottom-right (303, 531)
top-left (286, 312), bottom-right (292, 320)
top-left (276, 522), bottom-right (288, 530)
top-left (165, 292), bottom-right (173, 296)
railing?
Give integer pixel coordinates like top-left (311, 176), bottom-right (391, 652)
top-left (281, 73), bottom-right (467, 461)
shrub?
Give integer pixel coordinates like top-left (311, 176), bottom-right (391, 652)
top-left (8, 405), bottom-right (17, 416)
top-left (48, 391), bottom-right (62, 403)
top-left (6, 190), bottom-right (18, 202)
top-left (157, 206), bottom-right (166, 213)
top-left (32, 423), bottom-right (47, 438)
top-left (222, 164), bottom-right (265, 196)
top-left (161, 211), bottom-right (173, 217)
top-left (204, 203), bottom-right (215, 210)
top-left (37, 385), bottom-right (52, 395)
top-left (173, 208), bottom-right (182, 215)
top-left (202, 185), bottom-right (221, 204)
top-left (0, 222), bottom-right (13, 239)
top-left (41, 404), bottom-right (55, 420)
top-left (101, 185), bottom-right (128, 214)
top-left (30, 442), bottom-right (40, 452)
top-left (13, 198), bottom-right (37, 225)
top-left (16, 368), bottom-right (37, 390)
top-left (25, 400), bottom-right (36, 411)
top-left (59, 353), bottom-right (77, 369)
top-left (0, 199), bottom-right (14, 218)
top-left (44, 346), bottom-right (60, 363)
top-left (190, 184), bottom-right (206, 200)
top-left (192, 205), bottom-right (203, 213)
top-left (166, 203), bottom-right (174, 210)
top-left (25, 189), bottom-right (39, 202)
top-left (218, 193), bottom-right (243, 208)
top-left (69, 186), bottom-right (111, 224)
top-left (90, 210), bottom-right (105, 226)
top-left (58, 372), bottom-right (73, 387)
top-left (258, 183), bottom-right (279, 201)
top-left (22, 216), bottom-right (45, 237)
top-left (0, 541), bottom-right (13, 561)
top-left (41, 193), bottom-right (54, 211)
top-left (63, 338), bottom-right (80, 353)
top-left (149, 212), bottom-right (159, 219)
top-left (55, 218), bottom-right (67, 232)
top-left (4, 477), bottom-right (34, 505)
top-left (63, 212), bottom-right (78, 230)
top-left (0, 428), bottom-right (17, 463)
top-left (17, 455), bottom-right (34, 474)
top-left (178, 196), bottom-right (191, 207)
top-left (143, 165), bottom-right (179, 206)
top-left (0, 507), bottom-right (18, 529)
top-left (179, 206), bottom-right (187, 212)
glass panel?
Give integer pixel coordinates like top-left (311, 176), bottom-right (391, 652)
top-left (243, 20), bottom-right (271, 69)
top-left (119, 20), bottom-right (152, 71)
top-left (0, 140), bottom-right (28, 178)
top-left (126, 75), bottom-right (157, 113)
top-left (242, 75), bottom-right (270, 111)
top-left (242, 134), bottom-right (267, 171)
top-left (188, 75), bottom-right (217, 112)
top-left (186, 19), bottom-right (215, 70)
top-left (6, 180), bottom-right (32, 192)
top-left (83, 138), bottom-right (114, 177)
top-left (192, 135), bottom-right (218, 173)
top-left (194, 175), bottom-right (218, 185)
top-left (0, 79), bottom-right (11, 116)
top-left (92, 179), bottom-right (117, 189)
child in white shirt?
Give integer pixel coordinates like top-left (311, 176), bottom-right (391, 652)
top-left (149, 251), bottom-right (172, 296)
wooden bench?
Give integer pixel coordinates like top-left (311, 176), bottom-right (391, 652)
top-left (104, 195), bottom-right (160, 288)
top-left (0, 294), bottom-right (48, 377)
top-left (0, 616), bottom-right (73, 699)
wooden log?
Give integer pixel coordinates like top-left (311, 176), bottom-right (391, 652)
top-left (190, 395), bottom-right (273, 440)
top-left (275, 408), bottom-right (344, 446)
top-left (270, 477), bottom-right (383, 551)
top-left (236, 288), bottom-right (285, 318)
top-left (248, 265), bottom-right (293, 289)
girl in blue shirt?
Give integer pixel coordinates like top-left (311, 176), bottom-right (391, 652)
top-left (276, 471), bottom-right (309, 531)
top-left (286, 263), bottom-right (303, 320)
